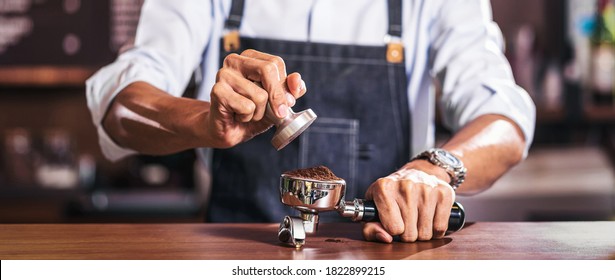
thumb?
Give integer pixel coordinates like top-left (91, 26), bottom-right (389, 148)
top-left (363, 222), bottom-right (394, 243)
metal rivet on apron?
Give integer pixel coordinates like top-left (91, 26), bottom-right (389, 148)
top-left (223, 30), bottom-right (241, 52)
top-left (386, 42), bottom-right (404, 64)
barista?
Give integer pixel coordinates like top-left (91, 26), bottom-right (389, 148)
top-left (86, 0), bottom-right (535, 243)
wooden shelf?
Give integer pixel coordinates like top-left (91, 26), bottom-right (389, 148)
top-left (584, 105), bottom-right (615, 122)
top-left (0, 187), bottom-right (203, 223)
top-left (535, 106), bottom-right (565, 123)
top-left (535, 104), bottom-right (615, 123)
top-left (0, 66), bottom-right (97, 87)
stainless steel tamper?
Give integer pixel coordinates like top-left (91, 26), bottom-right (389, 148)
top-left (257, 81), bottom-right (317, 150)
top-left (265, 105), bottom-right (317, 150)
top-left (277, 174), bottom-right (466, 248)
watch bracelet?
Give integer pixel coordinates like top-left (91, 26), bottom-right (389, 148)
top-left (412, 149), bottom-right (466, 191)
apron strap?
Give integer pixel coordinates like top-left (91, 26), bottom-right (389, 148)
top-left (387, 0), bottom-right (403, 38)
top-left (223, 0), bottom-right (405, 62)
top-left (224, 0), bottom-right (245, 30)
top-left (386, 0), bottom-right (404, 64)
top-left (224, 0), bottom-right (404, 36)
top-left (223, 0), bottom-right (245, 52)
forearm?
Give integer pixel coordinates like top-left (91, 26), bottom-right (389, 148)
top-left (443, 114), bottom-right (525, 194)
top-left (102, 81), bottom-right (211, 155)
top-left (404, 114), bottom-right (526, 195)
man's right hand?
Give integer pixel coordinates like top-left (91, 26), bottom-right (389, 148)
top-left (205, 49), bottom-right (307, 148)
top-left (101, 50), bottom-right (306, 156)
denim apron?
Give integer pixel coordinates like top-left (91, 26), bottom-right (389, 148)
top-left (207, 0), bottom-right (410, 222)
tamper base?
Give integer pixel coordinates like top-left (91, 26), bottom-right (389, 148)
top-left (271, 108), bottom-right (317, 150)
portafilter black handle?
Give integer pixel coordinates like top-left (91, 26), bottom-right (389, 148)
top-left (360, 201), bottom-right (465, 233)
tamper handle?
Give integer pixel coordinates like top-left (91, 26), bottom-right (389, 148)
top-left (361, 201), bottom-right (465, 233)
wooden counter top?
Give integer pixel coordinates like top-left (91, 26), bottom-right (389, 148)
top-left (1, 222), bottom-right (614, 260)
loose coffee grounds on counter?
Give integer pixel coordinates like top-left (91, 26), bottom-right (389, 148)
top-left (283, 165), bottom-right (342, 181)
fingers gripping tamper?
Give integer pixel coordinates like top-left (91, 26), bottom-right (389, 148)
top-left (277, 166), bottom-right (466, 248)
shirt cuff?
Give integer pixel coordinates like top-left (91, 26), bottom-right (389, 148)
top-left (96, 125), bottom-right (137, 161)
top-left (478, 86), bottom-right (535, 159)
top-left (447, 82), bottom-right (536, 158)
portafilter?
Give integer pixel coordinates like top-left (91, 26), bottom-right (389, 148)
top-left (277, 173), bottom-right (466, 248)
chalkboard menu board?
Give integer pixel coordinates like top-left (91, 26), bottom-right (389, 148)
top-left (0, 0), bottom-right (143, 66)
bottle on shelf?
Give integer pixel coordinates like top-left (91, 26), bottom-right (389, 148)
top-left (35, 129), bottom-right (78, 189)
top-left (2, 128), bottom-right (36, 187)
top-left (589, 0), bottom-right (615, 107)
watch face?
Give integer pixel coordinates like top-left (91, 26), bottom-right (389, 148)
top-left (435, 149), bottom-right (461, 167)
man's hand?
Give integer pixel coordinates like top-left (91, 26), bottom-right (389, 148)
top-left (206, 49), bottom-right (307, 148)
top-left (362, 162), bottom-right (455, 243)
top-left (102, 49), bottom-right (307, 155)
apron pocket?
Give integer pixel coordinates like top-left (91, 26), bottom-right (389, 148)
top-left (298, 117), bottom-right (359, 197)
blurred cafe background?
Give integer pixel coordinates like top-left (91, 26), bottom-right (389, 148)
top-left (0, 0), bottom-right (614, 223)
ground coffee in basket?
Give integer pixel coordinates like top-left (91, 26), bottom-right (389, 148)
top-left (283, 165), bottom-right (342, 181)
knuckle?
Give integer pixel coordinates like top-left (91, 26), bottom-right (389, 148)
top-left (216, 68), bottom-right (231, 81)
top-left (418, 233), bottom-right (433, 241)
top-left (374, 177), bottom-right (387, 185)
top-left (386, 223), bottom-right (405, 236)
top-left (372, 178), bottom-right (389, 193)
top-left (254, 90), bottom-right (268, 105)
top-left (400, 179), bottom-right (415, 189)
top-left (270, 55), bottom-right (284, 65)
top-left (436, 185), bottom-right (447, 196)
top-left (260, 62), bottom-right (279, 77)
top-left (269, 55), bottom-right (286, 69)
top-left (211, 83), bottom-right (221, 93)
top-left (240, 49), bottom-right (255, 56)
top-left (222, 53), bottom-right (240, 67)
top-left (211, 83), bottom-right (225, 97)
top-left (438, 184), bottom-right (453, 195)
top-left (438, 186), bottom-right (455, 203)
top-left (400, 231), bottom-right (418, 242)
top-left (420, 187), bottom-right (432, 201)
top-left (242, 100), bottom-right (256, 114)
top-left (375, 177), bottom-right (393, 188)
top-left (219, 138), bottom-right (237, 149)
top-left (398, 180), bottom-right (415, 198)
top-left (417, 227), bottom-right (433, 241)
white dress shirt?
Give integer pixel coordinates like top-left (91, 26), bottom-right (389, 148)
top-left (86, 0), bottom-right (536, 161)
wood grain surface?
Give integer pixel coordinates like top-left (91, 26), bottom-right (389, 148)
top-left (1, 222), bottom-right (614, 260)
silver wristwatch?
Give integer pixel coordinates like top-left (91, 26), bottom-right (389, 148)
top-left (414, 148), bottom-right (467, 190)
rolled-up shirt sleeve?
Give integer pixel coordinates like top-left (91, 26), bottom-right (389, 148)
top-left (429, 0), bottom-right (536, 156)
top-left (86, 0), bottom-right (212, 161)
